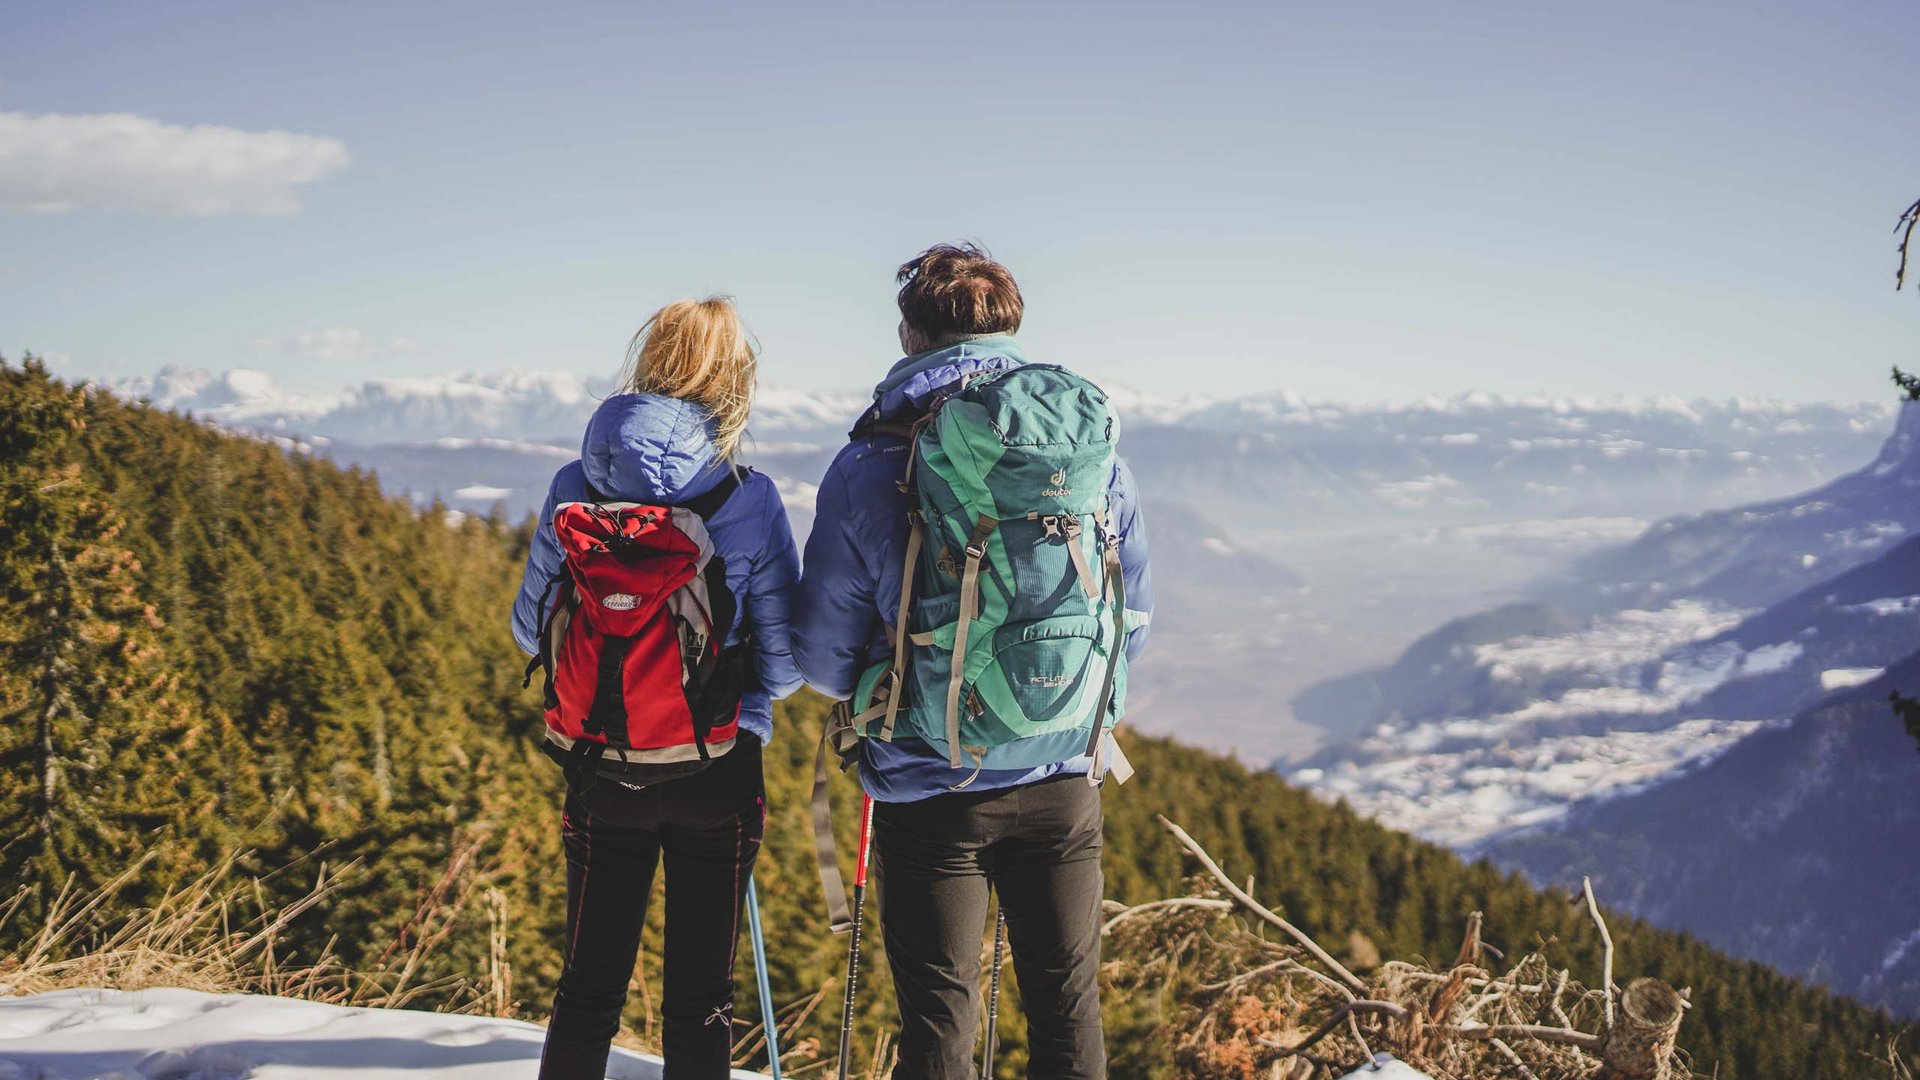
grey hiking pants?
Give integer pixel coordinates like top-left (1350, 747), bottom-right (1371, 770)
top-left (873, 774), bottom-right (1106, 1080)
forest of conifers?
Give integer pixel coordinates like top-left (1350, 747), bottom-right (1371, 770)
top-left (0, 357), bottom-right (1909, 1078)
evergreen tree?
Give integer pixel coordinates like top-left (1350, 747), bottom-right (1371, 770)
top-left (1895, 693), bottom-right (1920, 754)
top-left (1896, 366), bottom-right (1920, 402)
top-left (0, 358), bottom-right (208, 905)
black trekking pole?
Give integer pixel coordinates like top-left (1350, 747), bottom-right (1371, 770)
top-left (836, 793), bottom-right (876, 1080)
top-left (981, 903), bottom-right (1006, 1079)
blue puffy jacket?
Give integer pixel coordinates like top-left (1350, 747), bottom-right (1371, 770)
top-left (511, 393), bottom-right (803, 745)
top-left (794, 336), bottom-right (1154, 802)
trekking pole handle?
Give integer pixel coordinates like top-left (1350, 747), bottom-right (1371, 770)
top-left (854, 794), bottom-right (875, 887)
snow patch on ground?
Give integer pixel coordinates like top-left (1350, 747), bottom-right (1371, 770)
top-left (0, 988), bottom-right (767, 1079)
top-left (1339, 1055), bottom-right (1436, 1079)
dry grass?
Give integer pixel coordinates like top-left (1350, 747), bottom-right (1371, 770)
top-left (0, 849), bottom-right (496, 1014)
top-left (0, 851), bottom-right (898, 1079)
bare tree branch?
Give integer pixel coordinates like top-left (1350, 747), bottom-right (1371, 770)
top-left (1159, 815), bottom-right (1368, 993)
top-left (1584, 877), bottom-right (1616, 1031)
top-left (1101, 896), bottom-right (1234, 936)
top-left (1898, 198), bottom-right (1920, 292)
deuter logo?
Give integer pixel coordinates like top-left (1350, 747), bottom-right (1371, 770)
top-left (1049, 468), bottom-right (1068, 485)
top-left (601, 593), bottom-right (640, 611)
top-left (1041, 467), bottom-right (1072, 498)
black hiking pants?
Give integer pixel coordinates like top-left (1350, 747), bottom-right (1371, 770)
top-left (874, 773), bottom-right (1106, 1080)
top-left (538, 735), bottom-right (764, 1080)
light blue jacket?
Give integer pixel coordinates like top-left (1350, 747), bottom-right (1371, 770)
top-left (794, 337), bottom-right (1154, 801)
top-left (511, 393), bottom-right (803, 744)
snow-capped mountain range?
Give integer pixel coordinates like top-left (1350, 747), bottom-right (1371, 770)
top-left (1293, 402), bottom-right (1920, 848)
top-left (105, 365), bottom-right (1893, 527)
top-left (1291, 401), bottom-right (1920, 1013)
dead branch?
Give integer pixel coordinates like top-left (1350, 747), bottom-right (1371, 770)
top-left (1102, 896), bottom-right (1235, 936)
top-left (1584, 876), bottom-right (1615, 1031)
top-left (1257, 999), bottom-right (1410, 1059)
top-left (1489, 1037), bottom-right (1541, 1080)
top-left (1899, 198), bottom-right (1920, 292)
top-left (1158, 815), bottom-right (1367, 993)
top-left (1446, 1021), bottom-right (1603, 1050)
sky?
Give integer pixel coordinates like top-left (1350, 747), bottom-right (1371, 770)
top-left (3, 0), bottom-right (1917, 402)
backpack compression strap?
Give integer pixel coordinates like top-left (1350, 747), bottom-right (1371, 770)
top-left (811, 702), bottom-right (862, 935)
top-left (944, 513), bottom-right (999, 772)
top-left (846, 413), bottom-right (936, 742)
top-left (1084, 537), bottom-right (1134, 787)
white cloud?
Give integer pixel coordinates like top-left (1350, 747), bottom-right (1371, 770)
top-left (0, 111), bottom-right (349, 216)
top-left (285, 327), bottom-right (370, 362)
top-left (253, 328), bottom-right (419, 363)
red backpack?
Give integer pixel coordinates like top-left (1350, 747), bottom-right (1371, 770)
top-left (523, 468), bottom-right (749, 791)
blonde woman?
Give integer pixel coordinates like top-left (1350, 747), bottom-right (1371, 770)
top-left (511, 298), bottom-right (801, 1079)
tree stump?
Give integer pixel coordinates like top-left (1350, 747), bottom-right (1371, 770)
top-left (1595, 978), bottom-right (1686, 1080)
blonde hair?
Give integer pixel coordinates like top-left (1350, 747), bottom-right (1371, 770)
top-left (617, 296), bottom-right (757, 461)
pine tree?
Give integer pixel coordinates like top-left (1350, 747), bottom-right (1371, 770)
top-left (1895, 366), bottom-right (1920, 402)
top-left (0, 358), bottom-right (207, 905)
top-left (1894, 693), bottom-right (1920, 754)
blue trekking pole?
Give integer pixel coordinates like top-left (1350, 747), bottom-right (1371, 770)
top-left (746, 874), bottom-right (783, 1079)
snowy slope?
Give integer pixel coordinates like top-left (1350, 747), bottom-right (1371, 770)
top-left (1570, 399), bottom-right (1920, 608)
top-left (1290, 533), bottom-right (1920, 848)
top-left (1291, 404), bottom-right (1920, 846)
top-left (0, 988), bottom-right (767, 1080)
top-left (0, 987), bottom-right (1439, 1080)
top-left (1491, 652), bottom-right (1920, 1015)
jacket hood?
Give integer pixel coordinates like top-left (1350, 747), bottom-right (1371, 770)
top-left (580, 393), bottom-right (729, 505)
top-left (858, 335), bottom-right (1029, 428)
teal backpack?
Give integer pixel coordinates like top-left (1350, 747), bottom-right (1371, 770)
top-left (847, 363), bottom-right (1138, 784)
top-left (811, 363), bottom-right (1141, 933)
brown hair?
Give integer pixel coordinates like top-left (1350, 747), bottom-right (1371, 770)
top-left (895, 243), bottom-right (1024, 347)
top-left (616, 296), bottom-right (757, 461)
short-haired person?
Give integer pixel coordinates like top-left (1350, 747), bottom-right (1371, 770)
top-left (511, 298), bottom-right (802, 1080)
top-left (795, 245), bottom-right (1153, 1078)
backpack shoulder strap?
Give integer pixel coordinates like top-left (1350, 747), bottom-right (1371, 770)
top-left (577, 466), bottom-right (746, 517)
top-left (680, 465), bottom-right (748, 520)
top-left (858, 420), bottom-right (918, 442)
